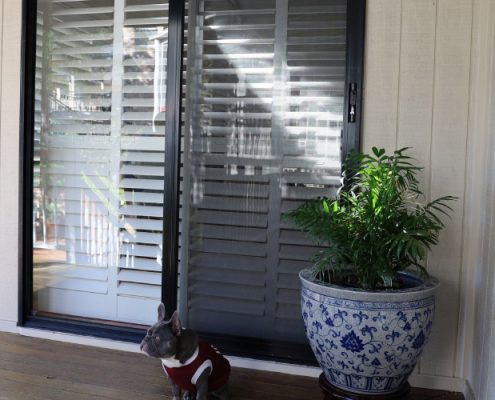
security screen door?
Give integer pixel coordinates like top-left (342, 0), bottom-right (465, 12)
top-left (31, 0), bottom-right (352, 342)
top-left (32, 0), bottom-right (170, 324)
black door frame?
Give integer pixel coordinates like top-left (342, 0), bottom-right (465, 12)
top-left (162, 0), bottom-right (185, 317)
top-left (18, 0), bottom-right (365, 365)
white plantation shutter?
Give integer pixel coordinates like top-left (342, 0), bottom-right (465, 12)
top-left (183, 0), bottom-right (346, 342)
top-left (33, 0), bottom-right (169, 324)
top-left (117, 1), bottom-right (169, 323)
top-left (35, 0), bottom-right (118, 319)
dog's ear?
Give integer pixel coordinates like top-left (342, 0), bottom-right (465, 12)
top-left (157, 303), bottom-right (166, 321)
top-left (170, 311), bottom-right (181, 336)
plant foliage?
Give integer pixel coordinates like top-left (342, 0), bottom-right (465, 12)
top-left (285, 147), bottom-right (456, 289)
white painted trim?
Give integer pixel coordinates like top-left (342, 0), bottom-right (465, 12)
top-left (408, 373), bottom-right (466, 393)
top-left (464, 380), bottom-right (476, 400)
top-left (456, 0), bottom-right (495, 382)
top-left (0, 320), bottom-right (17, 333)
top-left (460, 2), bottom-right (495, 399)
top-left (18, 327), bottom-right (141, 353)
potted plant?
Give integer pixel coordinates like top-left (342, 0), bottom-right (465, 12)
top-left (285, 147), bottom-right (456, 399)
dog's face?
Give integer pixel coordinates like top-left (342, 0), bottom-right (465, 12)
top-left (140, 303), bottom-right (182, 359)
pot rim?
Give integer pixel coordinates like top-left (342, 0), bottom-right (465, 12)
top-left (299, 269), bottom-right (439, 301)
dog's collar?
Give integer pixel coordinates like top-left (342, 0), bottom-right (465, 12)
top-left (161, 347), bottom-right (199, 368)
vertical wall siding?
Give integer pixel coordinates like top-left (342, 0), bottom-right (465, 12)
top-left (396, 0), bottom-right (436, 191)
top-left (362, 0), bottom-right (401, 151)
top-left (426, 0), bottom-right (472, 377)
top-left (467, 1), bottom-right (495, 397)
top-left (0, 0), bottom-right (20, 324)
top-left (363, 0), bottom-right (473, 379)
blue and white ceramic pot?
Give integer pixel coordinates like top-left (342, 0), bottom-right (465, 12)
top-left (300, 269), bottom-right (439, 396)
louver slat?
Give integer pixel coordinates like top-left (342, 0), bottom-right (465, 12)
top-left (119, 257), bottom-right (162, 272)
top-left (125, 4), bottom-right (170, 12)
top-left (52, 7), bottom-right (114, 16)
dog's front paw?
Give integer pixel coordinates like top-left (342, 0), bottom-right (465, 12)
top-left (182, 392), bottom-right (196, 400)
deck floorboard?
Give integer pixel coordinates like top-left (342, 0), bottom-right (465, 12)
top-left (0, 332), bottom-right (464, 400)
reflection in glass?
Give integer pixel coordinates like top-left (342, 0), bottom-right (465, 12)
top-left (183, 0), bottom-right (346, 343)
top-left (33, 0), bottom-right (169, 325)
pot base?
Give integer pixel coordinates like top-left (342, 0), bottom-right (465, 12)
top-left (319, 374), bottom-right (411, 400)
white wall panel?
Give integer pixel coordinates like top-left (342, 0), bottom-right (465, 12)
top-left (0, 0), bottom-right (21, 323)
top-left (361, 0), bottom-right (401, 152)
top-left (363, 0), bottom-right (476, 386)
top-left (396, 0), bottom-right (436, 193)
top-left (424, 0), bottom-right (473, 377)
top-left (466, 2), bottom-right (495, 399)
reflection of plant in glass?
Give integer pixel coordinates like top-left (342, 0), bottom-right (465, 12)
top-left (44, 201), bottom-right (59, 219)
top-left (285, 147), bottom-right (457, 289)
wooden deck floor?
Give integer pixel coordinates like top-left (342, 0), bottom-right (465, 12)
top-left (0, 332), bottom-right (463, 400)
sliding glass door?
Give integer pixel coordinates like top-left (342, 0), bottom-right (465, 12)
top-left (182, 0), bottom-right (348, 343)
top-left (25, 0), bottom-right (363, 358)
top-left (32, 0), bottom-right (169, 325)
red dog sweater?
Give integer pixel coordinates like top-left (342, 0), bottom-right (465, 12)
top-left (162, 340), bottom-right (230, 393)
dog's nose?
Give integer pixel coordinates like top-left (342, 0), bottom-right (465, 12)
top-left (140, 336), bottom-right (149, 350)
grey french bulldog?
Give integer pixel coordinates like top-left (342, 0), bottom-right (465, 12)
top-left (140, 303), bottom-right (230, 400)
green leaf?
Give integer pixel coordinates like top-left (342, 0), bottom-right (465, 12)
top-left (323, 200), bottom-right (330, 214)
top-left (372, 147), bottom-right (386, 158)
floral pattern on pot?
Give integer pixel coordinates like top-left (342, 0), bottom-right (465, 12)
top-left (302, 288), bottom-right (435, 395)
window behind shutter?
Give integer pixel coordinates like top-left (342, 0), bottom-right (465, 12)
top-left (33, 0), bottom-right (170, 325)
top-left (182, 0), bottom-right (347, 343)
top-left (34, 1), bottom-right (117, 320)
